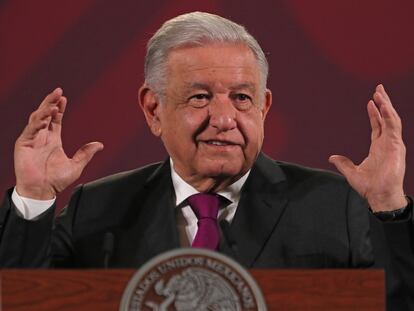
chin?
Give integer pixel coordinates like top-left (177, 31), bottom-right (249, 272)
top-left (197, 159), bottom-right (246, 178)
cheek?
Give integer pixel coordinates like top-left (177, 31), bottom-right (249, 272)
top-left (240, 114), bottom-right (265, 146)
top-left (164, 109), bottom-right (207, 144)
top-left (180, 109), bottom-right (208, 137)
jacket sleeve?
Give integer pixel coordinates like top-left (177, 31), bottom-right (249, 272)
top-left (0, 188), bottom-right (56, 267)
top-left (374, 211), bottom-right (414, 310)
top-left (0, 187), bottom-right (83, 268)
top-left (358, 190), bottom-right (414, 310)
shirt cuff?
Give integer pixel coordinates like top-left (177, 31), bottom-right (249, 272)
top-left (11, 187), bottom-right (56, 220)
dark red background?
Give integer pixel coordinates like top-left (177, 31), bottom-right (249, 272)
top-left (1, 0), bottom-right (413, 207)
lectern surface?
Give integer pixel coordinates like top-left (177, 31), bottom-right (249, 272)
top-left (1, 269), bottom-right (384, 310)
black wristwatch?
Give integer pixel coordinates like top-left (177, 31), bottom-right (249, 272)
top-left (371, 196), bottom-right (413, 221)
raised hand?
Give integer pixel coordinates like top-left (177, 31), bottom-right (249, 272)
top-left (14, 88), bottom-right (104, 200)
top-left (329, 84), bottom-right (407, 212)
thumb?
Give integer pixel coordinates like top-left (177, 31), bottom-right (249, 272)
top-left (328, 155), bottom-right (356, 178)
top-left (72, 141), bottom-right (104, 170)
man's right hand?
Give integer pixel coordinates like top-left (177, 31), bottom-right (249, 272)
top-left (14, 88), bottom-right (104, 200)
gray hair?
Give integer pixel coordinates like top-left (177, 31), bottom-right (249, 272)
top-left (144, 12), bottom-right (268, 99)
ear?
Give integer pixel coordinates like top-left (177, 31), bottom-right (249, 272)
top-left (260, 89), bottom-right (272, 120)
top-left (139, 84), bottom-right (162, 137)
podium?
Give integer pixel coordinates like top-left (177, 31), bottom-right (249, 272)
top-left (1, 269), bottom-right (384, 310)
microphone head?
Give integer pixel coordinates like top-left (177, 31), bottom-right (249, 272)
top-left (102, 232), bottom-right (115, 254)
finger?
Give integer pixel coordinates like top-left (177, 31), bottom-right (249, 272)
top-left (377, 85), bottom-right (402, 123)
top-left (328, 155), bottom-right (356, 178)
top-left (376, 84), bottom-right (391, 102)
top-left (22, 88), bottom-right (63, 135)
top-left (72, 142), bottom-right (104, 170)
top-left (373, 85), bottom-right (399, 120)
top-left (39, 87), bottom-right (64, 109)
top-left (367, 100), bottom-right (382, 140)
top-left (22, 105), bottom-right (59, 139)
top-left (373, 92), bottom-right (402, 133)
top-left (51, 96), bottom-right (67, 125)
top-left (29, 103), bottom-right (60, 123)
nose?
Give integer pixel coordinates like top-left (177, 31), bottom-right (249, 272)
top-left (208, 96), bottom-right (237, 132)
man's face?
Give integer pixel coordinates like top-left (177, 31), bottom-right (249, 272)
top-left (142, 43), bottom-right (271, 191)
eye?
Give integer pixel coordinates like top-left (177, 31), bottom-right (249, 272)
top-left (188, 93), bottom-right (210, 108)
top-left (231, 93), bottom-right (253, 110)
top-left (191, 94), bottom-right (210, 100)
top-left (235, 93), bottom-right (251, 101)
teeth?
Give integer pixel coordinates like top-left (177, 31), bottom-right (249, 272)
top-left (207, 141), bottom-right (228, 146)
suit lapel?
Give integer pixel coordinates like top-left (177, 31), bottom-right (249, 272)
top-left (142, 160), bottom-right (180, 256)
top-left (230, 153), bottom-right (289, 267)
top-left (119, 160), bottom-right (180, 266)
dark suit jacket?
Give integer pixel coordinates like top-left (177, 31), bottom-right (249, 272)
top-left (1, 153), bottom-right (413, 309)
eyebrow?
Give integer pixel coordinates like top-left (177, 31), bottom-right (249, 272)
top-left (229, 83), bottom-right (256, 94)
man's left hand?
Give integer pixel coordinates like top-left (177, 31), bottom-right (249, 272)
top-left (329, 84), bottom-right (407, 212)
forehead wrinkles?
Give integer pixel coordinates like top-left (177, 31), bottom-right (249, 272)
top-left (182, 82), bottom-right (257, 94)
top-left (177, 64), bottom-right (259, 92)
top-left (173, 61), bottom-right (258, 78)
top-left (167, 45), bottom-right (260, 74)
top-left (185, 64), bottom-right (255, 79)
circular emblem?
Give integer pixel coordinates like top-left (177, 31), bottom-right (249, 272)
top-left (119, 248), bottom-right (267, 311)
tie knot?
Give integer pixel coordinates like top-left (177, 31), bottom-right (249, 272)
top-left (187, 193), bottom-right (220, 220)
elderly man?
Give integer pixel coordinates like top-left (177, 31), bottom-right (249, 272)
top-left (0, 12), bottom-right (413, 309)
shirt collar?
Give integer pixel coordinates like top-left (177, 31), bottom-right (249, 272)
top-left (170, 158), bottom-right (250, 206)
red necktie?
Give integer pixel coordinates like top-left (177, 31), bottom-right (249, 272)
top-left (187, 193), bottom-right (220, 250)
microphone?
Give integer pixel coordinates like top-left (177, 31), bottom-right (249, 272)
top-left (102, 232), bottom-right (114, 268)
top-left (219, 219), bottom-right (239, 261)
